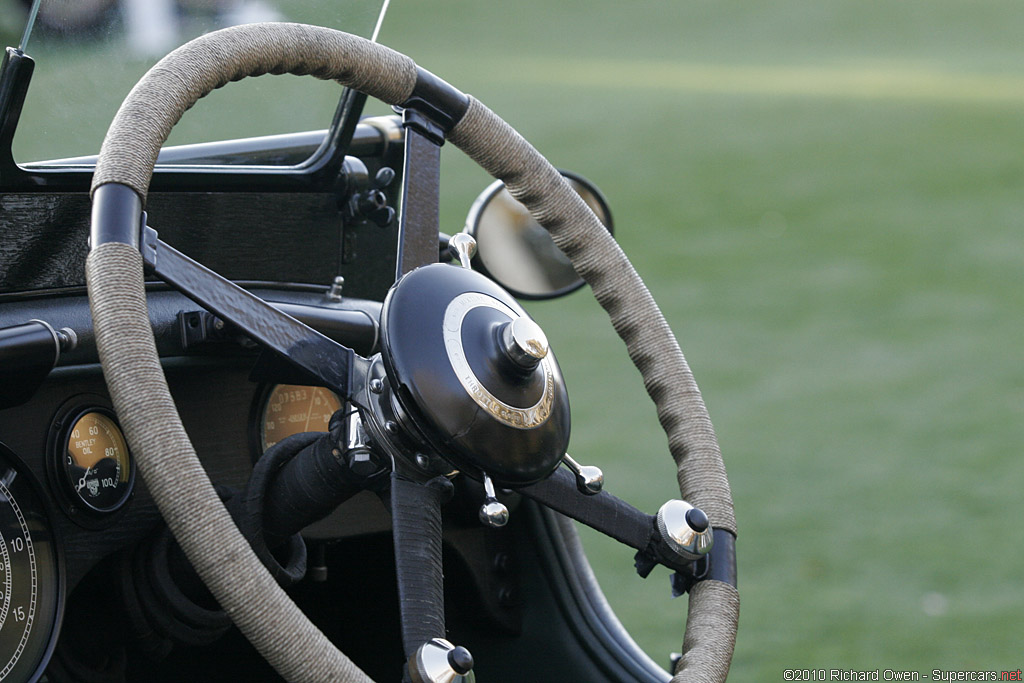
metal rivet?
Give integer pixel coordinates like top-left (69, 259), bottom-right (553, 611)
top-left (493, 552), bottom-right (511, 574)
top-left (369, 378), bottom-right (384, 394)
top-left (497, 586), bottom-right (517, 607)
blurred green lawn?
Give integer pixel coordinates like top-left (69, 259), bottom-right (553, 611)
top-left (389, 2), bottom-right (1024, 676)
top-left (11, 0), bottom-right (1024, 677)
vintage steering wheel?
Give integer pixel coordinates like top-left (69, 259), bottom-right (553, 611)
top-left (86, 23), bottom-right (738, 682)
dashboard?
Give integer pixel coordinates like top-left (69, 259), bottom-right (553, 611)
top-left (0, 96), bottom-right (674, 678)
top-left (0, 111), bottom-right (543, 680)
top-left (0, 286), bottom-right (478, 680)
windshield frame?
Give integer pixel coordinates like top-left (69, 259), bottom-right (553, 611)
top-left (0, 0), bottom-right (390, 192)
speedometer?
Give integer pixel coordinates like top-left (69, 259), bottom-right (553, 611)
top-left (0, 443), bottom-right (62, 682)
top-left (258, 384), bottom-right (343, 453)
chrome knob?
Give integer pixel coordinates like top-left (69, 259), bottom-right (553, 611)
top-left (478, 472), bottom-right (509, 528)
top-left (562, 454), bottom-right (603, 494)
top-left (499, 317), bottom-right (549, 371)
top-left (448, 232), bottom-right (478, 270)
top-left (408, 638), bottom-right (475, 683)
top-left (656, 500), bottom-right (714, 559)
top-left (326, 275), bottom-right (345, 302)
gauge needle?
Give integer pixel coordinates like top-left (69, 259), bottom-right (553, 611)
top-left (303, 390), bottom-right (315, 432)
top-left (76, 468), bottom-right (91, 492)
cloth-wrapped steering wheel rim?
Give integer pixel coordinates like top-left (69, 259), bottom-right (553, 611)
top-left (86, 22), bottom-right (738, 682)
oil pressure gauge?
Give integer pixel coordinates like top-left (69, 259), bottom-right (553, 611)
top-left (50, 404), bottom-right (135, 518)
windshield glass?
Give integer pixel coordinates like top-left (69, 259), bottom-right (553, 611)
top-left (7, 0), bottom-right (387, 163)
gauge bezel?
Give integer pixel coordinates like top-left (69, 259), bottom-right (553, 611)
top-left (249, 383), bottom-right (344, 463)
top-left (46, 397), bottom-right (136, 528)
top-left (0, 441), bottom-right (66, 683)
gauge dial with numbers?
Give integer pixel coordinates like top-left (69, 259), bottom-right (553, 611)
top-left (0, 443), bottom-right (62, 682)
top-left (61, 410), bottom-right (134, 514)
top-left (259, 384), bottom-right (343, 452)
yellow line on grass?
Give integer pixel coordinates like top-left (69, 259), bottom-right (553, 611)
top-left (500, 57), bottom-right (1024, 105)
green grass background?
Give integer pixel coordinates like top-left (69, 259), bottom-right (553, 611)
top-left (10, 0), bottom-right (1024, 677)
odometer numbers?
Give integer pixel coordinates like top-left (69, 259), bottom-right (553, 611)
top-left (259, 384), bottom-right (343, 453)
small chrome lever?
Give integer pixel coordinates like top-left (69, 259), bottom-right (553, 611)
top-left (562, 453), bottom-right (603, 494)
top-left (478, 472), bottom-right (509, 528)
top-left (448, 232), bottom-right (477, 270)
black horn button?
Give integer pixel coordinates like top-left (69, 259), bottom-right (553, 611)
top-left (380, 264), bottom-right (570, 486)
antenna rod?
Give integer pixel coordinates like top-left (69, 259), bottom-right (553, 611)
top-left (19, 0), bottom-right (43, 53)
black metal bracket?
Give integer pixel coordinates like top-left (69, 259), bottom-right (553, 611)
top-left (90, 184), bottom-right (145, 248)
top-left (668, 529), bottom-right (738, 596)
top-left (177, 310), bottom-right (235, 349)
top-left (399, 67), bottom-right (470, 138)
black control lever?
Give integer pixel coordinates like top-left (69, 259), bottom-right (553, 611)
top-left (518, 467), bottom-right (712, 576)
top-left (238, 411), bottom-right (388, 552)
top-left (344, 166), bottom-right (397, 228)
top-left (141, 226), bottom-right (370, 405)
top-left (161, 410), bottom-right (387, 603)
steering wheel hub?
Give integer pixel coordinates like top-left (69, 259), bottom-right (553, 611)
top-left (380, 263), bottom-right (570, 486)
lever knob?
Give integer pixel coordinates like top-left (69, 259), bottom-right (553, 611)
top-left (656, 500), bottom-right (714, 559)
top-left (562, 453), bottom-right (603, 494)
top-left (408, 638), bottom-right (475, 683)
top-left (478, 472), bottom-right (509, 528)
top-left (447, 647), bottom-right (474, 675)
top-left (448, 232), bottom-right (477, 270)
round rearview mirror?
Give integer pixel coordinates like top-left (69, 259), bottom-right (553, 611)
top-left (465, 170), bottom-right (613, 300)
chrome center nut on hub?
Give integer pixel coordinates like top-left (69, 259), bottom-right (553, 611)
top-left (499, 317), bottom-right (549, 371)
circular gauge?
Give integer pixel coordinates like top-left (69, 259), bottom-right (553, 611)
top-left (60, 409), bottom-right (134, 514)
top-left (0, 442), bottom-right (63, 682)
top-left (260, 384), bottom-right (343, 452)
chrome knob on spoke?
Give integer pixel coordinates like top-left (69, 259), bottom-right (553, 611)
top-left (478, 472), bottom-right (509, 528)
top-left (656, 499), bottom-right (714, 559)
top-left (562, 453), bottom-right (603, 494)
top-left (408, 638), bottom-right (475, 683)
top-left (448, 232), bottom-right (477, 270)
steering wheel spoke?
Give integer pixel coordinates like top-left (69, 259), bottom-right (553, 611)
top-left (387, 473), bottom-right (479, 683)
top-left (388, 473), bottom-right (450, 656)
top-left (141, 225), bottom-right (372, 405)
top-left (518, 466), bottom-right (713, 579)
